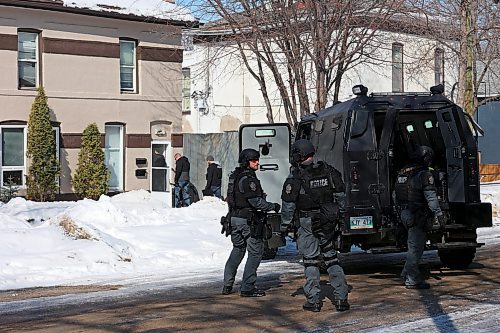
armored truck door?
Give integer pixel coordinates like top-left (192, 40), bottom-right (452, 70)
top-left (437, 107), bottom-right (466, 202)
top-left (239, 123), bottom-right (291, 204)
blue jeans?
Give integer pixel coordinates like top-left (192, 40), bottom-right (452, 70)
top-left (175, 180), bottom-right (191, 207)
top-left (210, 186), bottom-right (222, 199)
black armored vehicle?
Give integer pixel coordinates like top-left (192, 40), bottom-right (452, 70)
top-left (240, 85), bottom-right (492, 268)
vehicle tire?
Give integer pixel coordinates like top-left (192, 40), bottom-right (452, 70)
top-left (262, 247), bottom-right (278, 260)
top-left (438, 248), bottom-right (476, 269)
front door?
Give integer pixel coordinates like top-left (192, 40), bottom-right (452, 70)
top-left (151, 142), bottom-right (170, 193)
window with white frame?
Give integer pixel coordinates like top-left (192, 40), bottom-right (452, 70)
top-left (392, 43), bottom-right (404, 92)
top-left (105, 124), bottom-right (123, 191)
top-left (434, 48), bottom-right (444, 86)
top-left (120, 40), bottom-right (136, 92)
top-left (18, 31), bottom-right (39, 89)
top-left (1, 126), bottom-right (26, 186)
top-left (182, 68), bottom-right (191, 112)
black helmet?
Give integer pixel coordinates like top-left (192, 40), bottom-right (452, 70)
top-left (412, 145), bottom-right (435, 166)
top-left (238, 148), bottom-right (260, 165)
top-left (291, 139), bottom-right (315, 164)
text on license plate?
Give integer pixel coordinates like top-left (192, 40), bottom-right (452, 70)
top-left (350, 216), bottom-right (373, 229)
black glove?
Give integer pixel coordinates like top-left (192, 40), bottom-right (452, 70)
top-left (273, 203), bottom-right (281, 213)
top-left (436, 213), bottom-right (446, 227)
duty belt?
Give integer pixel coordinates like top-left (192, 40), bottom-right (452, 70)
top-left (299, 209), bottom-right (321, 218)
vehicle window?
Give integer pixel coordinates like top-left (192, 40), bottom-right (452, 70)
top-left (297, 122), bottom-right (312, 140)
top-left (314, 120), bottom-right (324, 133)
top-left (331, 116), bottom-right (342, 130)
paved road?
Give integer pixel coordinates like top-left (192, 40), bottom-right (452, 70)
top-left (1, 244), bottom-right (499, 332)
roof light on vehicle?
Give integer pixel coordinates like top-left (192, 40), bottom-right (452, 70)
top-left (430, 84), bottom-right (444, 95)
top-left (352, 85), bottom-right (368, 96)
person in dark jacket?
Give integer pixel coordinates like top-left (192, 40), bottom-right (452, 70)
top-left (394, 145), bottom-right (444, 289)
top-left (174, 153), bottom-right (191, 207)
top-left (205, 155), bottom-right (223, 199)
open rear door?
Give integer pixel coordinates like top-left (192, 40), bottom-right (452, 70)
top-left (239, 123), bottom-right (291, 204)
top-left (437, 107), bottom-right (466, 202)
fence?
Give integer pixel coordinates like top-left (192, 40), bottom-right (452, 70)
top-left (480, 164), bottom-right (500, 182)
top-left (182, 131), bottom-right (239, 198)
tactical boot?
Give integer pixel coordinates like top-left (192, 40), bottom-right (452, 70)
top-left (405, 281), bottom-right (430, 289)
top-left (334, 299), bottom-right (350, 312)
top-left (240, 288), bottom-right (266, 297)
top-left (222, 286), bottom-right (233, 295)
top-left (303, 301), bottom-right (322, 312)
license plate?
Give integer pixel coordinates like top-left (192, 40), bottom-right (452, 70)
top-left (350, 216), bottom-right (373, 229)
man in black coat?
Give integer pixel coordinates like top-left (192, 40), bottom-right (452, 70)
top-left (205, 155), bottom-right (223, 199)
top-left (174, 153), bottom-right (191, 207)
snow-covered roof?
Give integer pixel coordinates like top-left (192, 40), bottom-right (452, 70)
top-left (63, 0), bottom-right (196, 22)
top-left (0, 0), bottom-right (197, 25)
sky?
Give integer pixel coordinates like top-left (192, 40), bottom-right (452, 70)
top-left (0, 183), bottom-right (499, 292)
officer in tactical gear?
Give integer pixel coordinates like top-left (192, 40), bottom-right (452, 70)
top-left (394, 145), bottom-right (444, 289)
top-left (222, 148), bottom-right (281, 297)
top-left (280, 139), bottom-right (350, 312)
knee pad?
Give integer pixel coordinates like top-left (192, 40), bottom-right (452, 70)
top-left (320, 241), bottom-right (335, 253)
top-left (323, 255), bottom-right (339, 268)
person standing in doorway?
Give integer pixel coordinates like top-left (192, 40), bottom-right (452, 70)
top-left (174, 152), bottom-right (191, 207)
top-left (152, 148), bottom-right (167, 192)
top-left (205, 155), bottom-right (223, 199)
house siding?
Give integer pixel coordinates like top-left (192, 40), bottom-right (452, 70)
top-left (0, 4), bottom-right (186, 196)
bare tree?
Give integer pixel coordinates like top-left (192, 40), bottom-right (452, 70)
top-left (180, 0), bottom-right (406, 126)
top-left (408, 0), bottom-right (500, 116)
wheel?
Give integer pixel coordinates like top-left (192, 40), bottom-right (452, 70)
top-left (438, 248), bottom-right (476, 269)
top-left (262, 247), bottom-right (278, 260)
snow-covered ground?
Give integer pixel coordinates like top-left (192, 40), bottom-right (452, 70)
top-left (0, 184), bottom-right (499, 292)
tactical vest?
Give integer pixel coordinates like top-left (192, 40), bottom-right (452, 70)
top-left (295, 162), bottom-right (336, 211)
top-left (233, 168), bottom-right (262, 211)
top-left (394, 165), bottom-right (427, 209)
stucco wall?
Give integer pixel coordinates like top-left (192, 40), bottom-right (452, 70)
top-left (0, 4), bottom-right (184, 195)
top-left (182, 30), bottom-right (458, 134)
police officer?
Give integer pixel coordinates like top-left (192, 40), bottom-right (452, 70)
top-left (222, 148), bottom-right (280, 297)
top-left (394, 145), bottom-right (444, 289)
top-left (280, 139), bottom-right (350, 312)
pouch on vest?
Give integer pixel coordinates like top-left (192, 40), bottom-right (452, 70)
top-left (320, 202), bottom-right (339, 223)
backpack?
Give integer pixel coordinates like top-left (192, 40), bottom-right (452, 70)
top-left (188, 182), bottom-right (200, 203)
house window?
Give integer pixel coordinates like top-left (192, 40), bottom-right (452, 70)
top-left (182, 68), bottom-right (191, 113)
top-left (18, 31), bottom-right (39, 89)
top-left (105, 124), bottom-right (123, 191)
top-left (120, 40), bottom-right (136, 92)
top-left (392, 43), bottom-right (404, 92)
top-left (1, 126), bottom-right (26, 186)
top-left (435, 48), bottom-right (444, 85)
